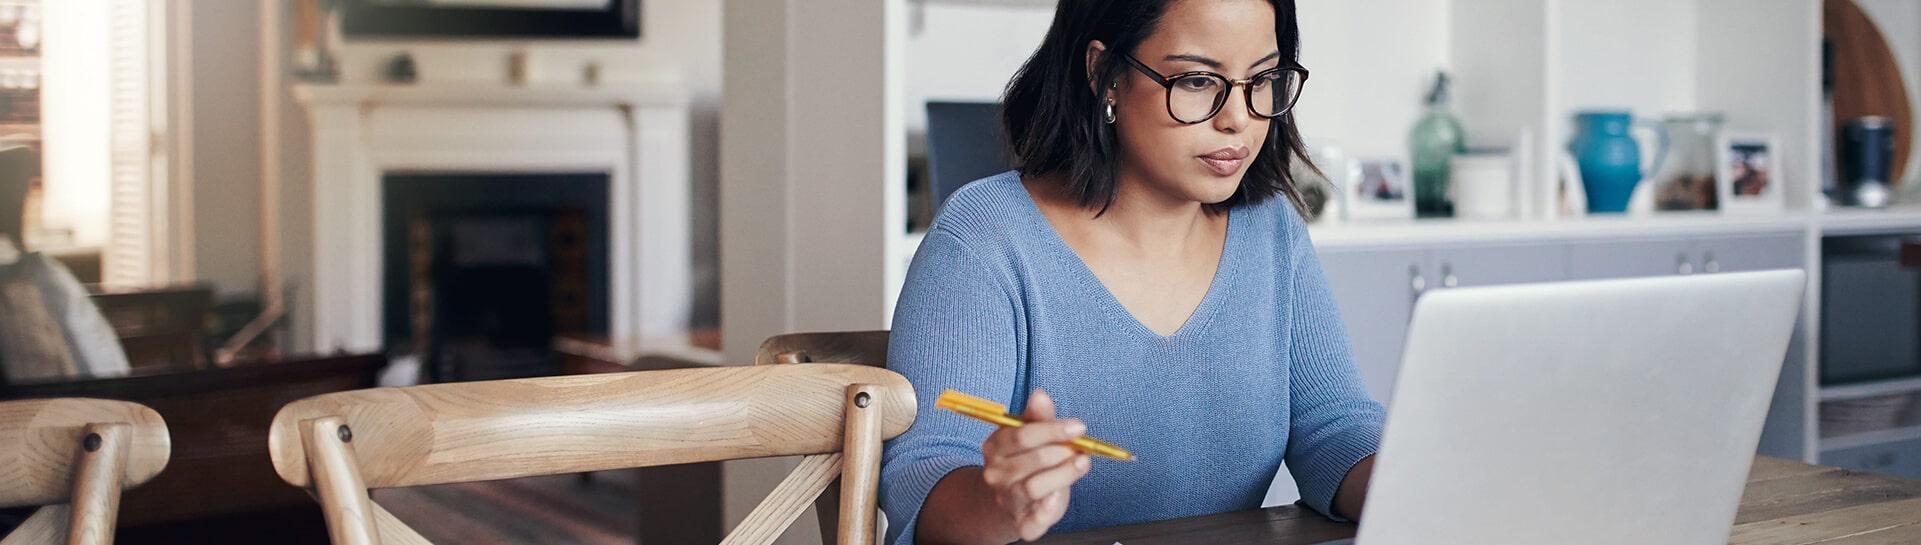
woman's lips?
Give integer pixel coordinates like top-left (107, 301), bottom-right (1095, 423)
top-left (1199, 156), bottom-right (1243, 175)
top-left (1198, 147), bottom-right (1250, 176)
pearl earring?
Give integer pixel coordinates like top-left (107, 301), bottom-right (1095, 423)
top-left (1104, 97), bottom-right (1116, 124)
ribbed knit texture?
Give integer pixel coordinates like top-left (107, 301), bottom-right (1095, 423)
top-left (880, 171), bottom-right (1387, 545)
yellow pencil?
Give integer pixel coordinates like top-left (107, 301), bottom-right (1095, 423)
top-left (936, 390), bottom-right (1136, 461)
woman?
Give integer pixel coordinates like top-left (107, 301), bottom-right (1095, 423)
top-left (881, 1), bottom-right (1384, 544)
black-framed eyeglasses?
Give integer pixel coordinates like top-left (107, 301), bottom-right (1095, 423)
top-left (1120, 53), bottom-right (1309, 125)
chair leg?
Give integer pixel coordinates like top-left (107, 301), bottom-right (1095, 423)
top-left (836, 384), bottom-right (886, 545)
top-left (302, 417), bottom-right (382, 545)
top-left (67, 423), bottom-right (129, 545)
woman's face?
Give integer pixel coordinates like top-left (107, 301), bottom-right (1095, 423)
top-left (1105, 0), bottom-right (1280, 206)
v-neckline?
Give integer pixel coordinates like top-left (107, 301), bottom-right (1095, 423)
top-left (1014, 177), bottom-right (1238, 341)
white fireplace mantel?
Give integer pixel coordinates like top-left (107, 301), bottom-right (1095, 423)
top-left (293, 81), bottom-right (693, 354)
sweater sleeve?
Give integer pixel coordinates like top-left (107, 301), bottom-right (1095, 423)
top-left (1280, 213), bottom-right (1388, 521)
top-left (880, 229), bottom-right (1024, 545)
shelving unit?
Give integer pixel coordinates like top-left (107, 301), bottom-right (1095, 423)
top-left (1822, 424), bottom-right (1921, 452)
top-left (1823, 375), bottom-right (1921, 402)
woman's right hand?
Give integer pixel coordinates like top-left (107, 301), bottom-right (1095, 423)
top-left (979, 388), bottom-right (1093, 542)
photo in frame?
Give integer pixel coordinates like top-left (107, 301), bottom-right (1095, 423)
top-left (1716, 132), bottom-right (1785, 214)
top-left (1344, 157), bottom-right (1415, 220)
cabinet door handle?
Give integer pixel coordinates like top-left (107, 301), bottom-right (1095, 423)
top-left (1441, 262), bottom-right (1459, 289)
top-left (1703, 251), bottom-right (1720, 274)
top-left (1409, 265), bottom-right (1426, 295)
top-left (1677, 253), bottom-right (1694, 275)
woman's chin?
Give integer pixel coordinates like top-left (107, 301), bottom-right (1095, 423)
top-left (1186, 175), bottom-right (1243, 205)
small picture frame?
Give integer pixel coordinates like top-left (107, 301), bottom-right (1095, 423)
top-left (1717, 133), bottom-right (1785, 214)
top-left (1344, 157), bottom-right (1415, 220)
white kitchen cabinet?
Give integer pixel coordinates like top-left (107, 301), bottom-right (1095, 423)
top-left (1318, 248), bottom-right (1424, 406)
top-left (1317, 242), bottom-right (1569, 406)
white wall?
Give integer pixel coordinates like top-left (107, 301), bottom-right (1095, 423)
top-left (192, 2), bottom-right (265, 295)
top-left (902, 2), bottom-right (1053, 133)
top-left (1292, 0), bottom-right (1454, 161)
top-left (1555, 0), bottom-right (1699, 118)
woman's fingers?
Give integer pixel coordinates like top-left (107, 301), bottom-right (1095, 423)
top-left (1011, 453), bottom-right (1090, 506)
top-left (1024, 388), bottom-right (1058, 421)
top-left (991, 418), bottom-right (1085, 456)
top-left (982, 444), bottom-right (1076, 489)
top-left (978, 388), bottom-right (1093, 542)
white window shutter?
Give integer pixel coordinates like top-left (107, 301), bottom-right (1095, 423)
top-left (103, 0), bottom-right (152, 289)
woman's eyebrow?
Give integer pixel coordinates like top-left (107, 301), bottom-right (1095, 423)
top-left (1250, 51), bottom-right (1281, 70)
top-left (1162, 53), bottom-right (1222, 69)
top-left (1161, 51), bottom-right (1283, 71)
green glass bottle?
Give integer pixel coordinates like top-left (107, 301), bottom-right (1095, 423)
top-left (1409, 71), bottom-right (1465, 217)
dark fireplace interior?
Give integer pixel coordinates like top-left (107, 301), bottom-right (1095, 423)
top-left (382, 172), bottom-right (610, 383)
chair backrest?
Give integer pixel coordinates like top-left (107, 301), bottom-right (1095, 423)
top-left (0, 397), bottom-right (171, 545)
top-left (756, 330), bottom-right (889, 367)
top-left (754, 330), bottom-right (890, 545)
top-left (266, 363), bottom-right (916, 545)
top-left (3, 353), bottom-right (386, 527)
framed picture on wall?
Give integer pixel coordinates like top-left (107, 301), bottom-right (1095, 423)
top-left (1344, 157), bottom-right (1415, 220)
top-left (1717, 132), bottom-right (1785, 215)
top-left (340, 0), bottom-right (642, 39)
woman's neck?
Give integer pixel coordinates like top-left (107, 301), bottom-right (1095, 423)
top-left (1100, 173), bottom-right (1213, 250)
top-left (1027, 170), bottom-right (1219, 255)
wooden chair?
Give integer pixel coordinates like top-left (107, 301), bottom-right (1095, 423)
top-left (0, 398), bottom-right (171, 545)
top-left (755, 331), bottom-right (889, 545)
top-left (3, 354), bottom-right (386, 529)
top-left (756, 331), bottom-right (889, 368)
top-left (266, 363), bottom-right (916, 545)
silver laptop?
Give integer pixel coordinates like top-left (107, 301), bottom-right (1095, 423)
top-left (1354, 270), bottom-right (1806, 545)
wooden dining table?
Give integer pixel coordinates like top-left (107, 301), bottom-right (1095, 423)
top-left (1033, 457), bottom-right (1921, 545)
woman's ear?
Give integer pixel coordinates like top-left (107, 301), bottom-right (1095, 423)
top-left (1084, 40), bottom-right (1108, 96)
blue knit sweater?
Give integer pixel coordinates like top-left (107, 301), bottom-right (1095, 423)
top-left (880, 171), bottom-right (1387, 545)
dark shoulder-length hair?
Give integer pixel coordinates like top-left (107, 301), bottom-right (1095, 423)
top-left (1000, 0), bottom-right (1310, 215)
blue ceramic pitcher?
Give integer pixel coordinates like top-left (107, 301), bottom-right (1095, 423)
top-left (1569, 111), bottom-right (1669, 213)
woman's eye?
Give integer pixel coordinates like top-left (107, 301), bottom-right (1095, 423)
top-left (1176, 77), bottom-right (1218, 92)
top-left (1250, 74), bottom-right (1277, 90)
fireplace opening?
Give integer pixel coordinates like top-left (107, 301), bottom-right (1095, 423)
top-left (382, 172), bottom-right (610, 382)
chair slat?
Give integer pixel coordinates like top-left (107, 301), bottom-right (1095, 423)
top-left (719, 453), bottom-right (844, 545)
top-left (371, 503), bottom-right (433, 545)
top-left (0, 506), bottom-right (66, 545)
